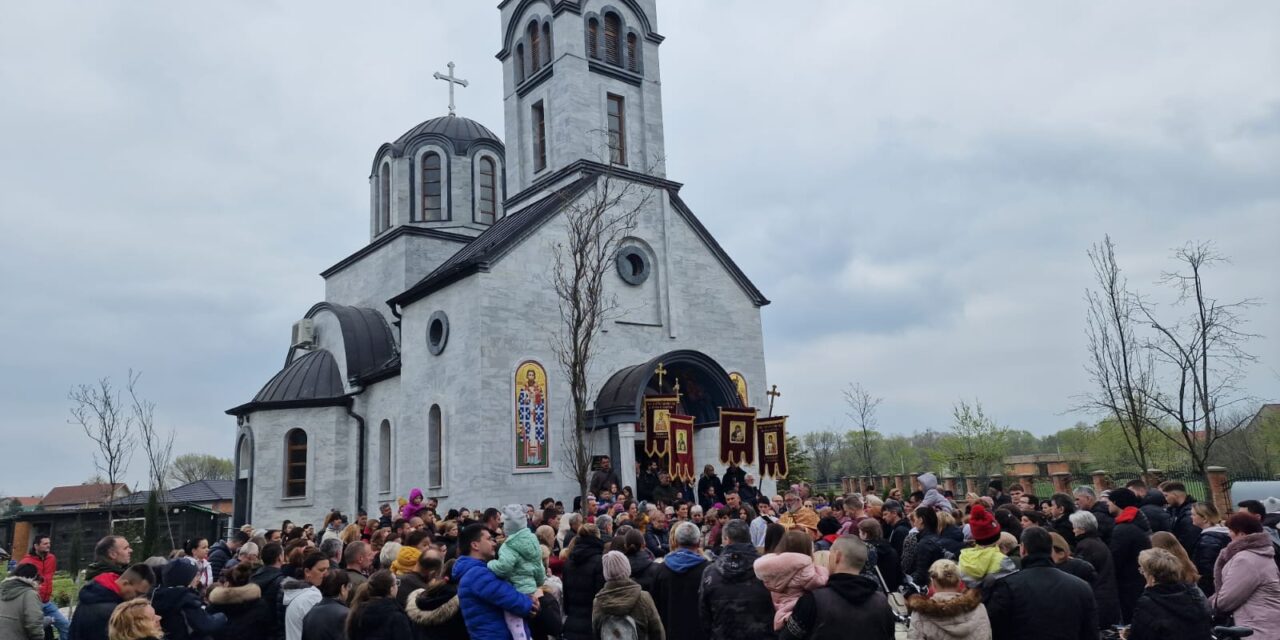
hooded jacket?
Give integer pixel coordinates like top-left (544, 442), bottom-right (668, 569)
top-left (83, 560), bottom-right (127, 582)
top-left (1211, 532), bottom-right (1280, 640)
top-left (208, 541), bottom-right (234, 581)
top-left (402, 489), bottom-right (428, 522)
top-left (280, 578), bottom-right (322, 640)
top-left (17, 552), bottom-right (55, 603)
top-left (627, 548), bottom-right (662, 594)
top-left (152, 583), bottom-right (228, 640)
top-left (906, 589), bottom-right (991, 640)
top-left (487, 527), bottom-right (545, 595)
top-left (917, 473), bottom-right (949, 511)
top-left (1168, 497), bottom-right (1202, 555)
top-left (698, 543), bottom-right (774, 640)
top-left (780, 573), bottom-right (894, 640)
top-left (957, 545), bottom-right (1015, 587)
top-left (406, 583), bottom-right (468, 640)
top-left (67, 573), bottom-right (127, 640)
top-left (591, 578), bottom-right (664, 640)
top-left (0, 576), bottom-right (43, 640)
top-left (207, 582), bottom-right (267, 640)
top-left (347, 597), bottom-right (413, 640)
top-left (1071, 531), bottom-right (1122, 629)
top-left (1194, 525), bottom-right (1231, 596)
top-left (452, 554), bottom-right (534, 640)
top-left (753, 552), bottom-right (829, 630)
top-left (985, 553), bottom-right (1097, 640)
top-left (1109, 506), bottom-right (1152, 622)
top-left (1127, 582), bottom-right (1212, 640)
top-left (1139, 490), bottom-right (1173, 533)
top-left (561, 534), bottom-right (606, 640)
top-left (299, 597), bottom-right (347, 640)
top-left (652, 549), bottom-right (708, 640)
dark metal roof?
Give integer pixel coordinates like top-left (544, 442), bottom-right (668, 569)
top-left (590, 349), bottom-right (743, 428)
top-left (388, 174), bottom-right (599, 309)
top-left (304, 304), bottom-right (399, 381)
top-left (395, 115), bottom-right (502, 151)
top-left (226, 349), bottom-right (347, 415)
top-left (114, 480), bottom-right (235, 506)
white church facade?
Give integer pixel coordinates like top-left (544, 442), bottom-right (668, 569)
top-left (228, 0), bottom-right (773, 527)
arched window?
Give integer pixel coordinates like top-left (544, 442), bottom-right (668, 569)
top-left (379, 420), bottom-right (391, 493)
top-left (378, 165), bottom-right (391, 232)
top-left (428, 405), bottom-right (443, 488)
top-left (528, 22), bottom-right (541, 72)
top-left (478, 157), bottom-right (497, 224)
top-left (421, 152), bottom-right (443, 221)
top-left (604, 13), bottom-right (622, 66)
top-left (542, 22), bottom-right (553, 63)
top-left (627, 33), bottom-right (639, 72)
top-left (285, 429), bottom-right (307, 498)
top-left (237, 436), bottom-right (252, 479)
top-left (587, 18), bottom-right (600, 60)
top-left (515, 44), bottom-right (526, 84)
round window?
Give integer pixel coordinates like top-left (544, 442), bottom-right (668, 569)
top-left (427, 311), bottom-right (449, 355)
top-left (616, 247), bottom-right (651, 285)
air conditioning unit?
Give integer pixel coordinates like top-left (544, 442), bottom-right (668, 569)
top-left (291, 319), bottom-right (316, 348)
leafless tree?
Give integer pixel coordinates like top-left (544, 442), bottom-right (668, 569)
top-left (69, 376), bottom-right (136, 521)
top-left (128, 371), bottom-right (176, 541)
top-left (802, 431), bottom-right (842, 484)
top-left (1081, 236), bottom-right (1160, 472)
top-left (843, 382), bottom-right (883, 477)
top-left (1139, 242), bottom-right (1260, 482)
top-left (552, 152), bottom-right (659, 514)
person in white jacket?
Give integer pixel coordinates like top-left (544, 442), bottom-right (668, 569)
top-left (282, 551), bottom-right (329, 640)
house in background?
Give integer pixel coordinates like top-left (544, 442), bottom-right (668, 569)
top-left (114, 480), bottom-right (234, 514)
top-left (38, 483), bottom-right (129, 511)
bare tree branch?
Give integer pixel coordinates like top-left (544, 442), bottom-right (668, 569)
top-left (843, 382), bottom-right (883, 478)
top-left (69, 376), bottom-right (136, 522)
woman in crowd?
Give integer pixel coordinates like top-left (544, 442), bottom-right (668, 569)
top-left (1191, 502), bottom-right (1231, 596)
top-left (906, 507), bottom-right (947, 588)
top-left (592, 551), bottom-right (664, 640)
top-left (753, 529), bottom-right (828, 631)
top-left (107, 598), bottom-right (165, 640)
top-left (151, 560), bottom-right (227, 640)
top-left (1126, 548), bottom-right (1212, 640)
top-left (859, 518), bottom-right (902, 591)
top-left (621, 528), bottom-right (662, 594)
top-left (406, 558), bottom-right (469, 640)
top-left (183, 538), bottom-right (213, 590)
top-left (346, 570), bottom-right (412, 640)
top-left (207, 563), bottom-right (267, 640)
top-left (1210, 513), bottom-right (1280, 640)
top-left (1149, 532), bottom-right (1201, 588)
top-left (1068, 510), bottom-right (1121, 629)
top-left (0, 563), bottom-right (44, 640)
top-left (561, 523), bottom-right (606, 640)
top-left (905, 559), bottom-right (990, 640)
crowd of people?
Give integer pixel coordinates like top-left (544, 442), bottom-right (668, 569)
top-left (2, 459), bottom-right (1279, 640)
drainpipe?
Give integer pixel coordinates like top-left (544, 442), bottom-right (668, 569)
top-left (345, 395), bottom-right (367, 514)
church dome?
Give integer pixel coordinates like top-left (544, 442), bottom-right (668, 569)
top-left (394, 115), bottom-right (502, 154)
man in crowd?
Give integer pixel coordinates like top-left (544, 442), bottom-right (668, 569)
top-left (651, 471), bottom-right (678, 506)
top-left (1159, 481), bottom-right (1201, 554)
top-left (722, 461), bottom-right (747, 498)
top-left (750, 500), bottom-right (778, 550)
top-left (1125, 479), bottom-right (1172, 532)
top-left (252, 542), bottom-right (287, 640)
top-left (699, 519), bottom-right (773, 640)
top-left (300, 570), bottom-right (350, 640)
top-left (1238, 499), bottom-right (1280, 544)
top-left (281, 551), bottom-right (329, 640)
top-left (378, 503), bottom-right (394, 529)
top-left (319, 538), bottom-right (343, 569)
top-left (84, 535), bottom-right (133, 581)
top-left (988, 479), bottom-right (1011, 506)
top-left (739, 474), bottom-right (761, 507)
top-left (645, 512), bottom-right (671, 558)
top-left (986, 527), bottom-right (1097, 640)
top-left (226, 541), bottom-right (260, 572)
top-left (209, 531), bottom-right (249, 579)
top-left (653, 522), bottom-right (708, 640)
top-left (1073, 486), bottom-right (1115, 541)
top-left (882, 500), bottom-right (910, 556)
top-left (67, 563), bottom-right (155, 640)
top-left (338, 541), bottom-right (372, 595)
top-left (18, 535), bottom-right (68, 640)
top-left (452, 523), bottom-right (537, 639)
top-left (396, 549), bottom-right (440, 609)
top-left (781, 536), bottom-right (894, 640)
top-left (724, 490), bottom-right (757, 521)
top-left (589, 455), bottom-right (622, 495)
top-left (637, 460), bottom-right (660, 502)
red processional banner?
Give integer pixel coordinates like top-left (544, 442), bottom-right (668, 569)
top-left (668, 414), bottom-right (696, 483)
top-left (757, 416), bottom-right (788, 479)
top-left (719, 408), bottom-right (758, 465)
top-left (643, 395), bottom-right (681, 457)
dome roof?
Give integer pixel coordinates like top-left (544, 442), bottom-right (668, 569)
top-left (394, 115), bottom-right (502, 151)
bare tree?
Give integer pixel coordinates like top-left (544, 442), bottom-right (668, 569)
top-left (552, 155), bottom-right (658, 514)
top-left (802, 431), bottom-right (842, 484)
top-left (1081, 236), bottom-right (1160, 472)
top-left (843, 382), bottom-right (883, 477)
top-left (129, 371), bottom-right (176, 543)
top-left (69, 377), bottom-right (136, 521)
top-left (1139, 242), bottom-right (1260, 483)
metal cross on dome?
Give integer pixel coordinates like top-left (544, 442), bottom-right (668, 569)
top-left (433, 61), bottom-right (469, 116)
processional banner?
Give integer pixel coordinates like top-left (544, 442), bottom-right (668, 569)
top-left (757, 416), bottom-right (788, 479)
top-left (668, 414), bottom-right (696, 483)
top-left (643, 395), bottom-right (681, 457)
top-left (719, 408), bottom-right (758, 465)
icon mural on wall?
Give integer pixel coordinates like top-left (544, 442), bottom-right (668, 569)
top-left (514, 360), bottom-right (549, 469)
top-left (729, 372), bottom-right (748, 406)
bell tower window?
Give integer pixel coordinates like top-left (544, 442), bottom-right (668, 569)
top-left (478, 158), bottom-right (497, 224)
top-left (528, 21), bottom-right (541, 72)
top-left (587, 18), bottom-right (600, 60)
top-left (532, 101), bottom-right (547, 173)
top-left (420, 152), bottom-right (443, 221)
top-left (604, 13), bottom-right (622, 66)
top-left (378, 164), bottom-right (391, 233)
top-left (607, 94), bottom-right (626, 165)
top-left (627, 33), bottom-right (639, 72)
top-left (515, 44), bottom-right (526, 83)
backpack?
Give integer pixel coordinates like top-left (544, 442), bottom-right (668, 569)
top-left (598, 614), bottom-right (639, 640)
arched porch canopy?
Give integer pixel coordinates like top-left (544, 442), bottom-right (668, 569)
top-left (590, 349), bottom-right (743, 430)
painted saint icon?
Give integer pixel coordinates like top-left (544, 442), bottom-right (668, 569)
top-left (730, 372), bottom-right (748, 406)
top-left (515, 361), bottom-right (548, 468)
top-left (729, 420), bottom-right (747, 444)
top-left (675, 429), bottom-right (689, 454)
top-left (764, 432), bottom-right (778, 457)
top-left (654, 409), bottom-right (670, 434)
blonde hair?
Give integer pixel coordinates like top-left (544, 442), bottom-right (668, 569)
top-left (1149, 532), bottom-right (1199, 583)
top-left (1049, 532), bottom-right (1071, 556)
top-left (339, 523), bottom-right (362, 545)
top-left (1139, 547), bottom-right (1184, 585)
top-left (535, 525), bottom-right (556, 550)
top-left (109, 598), bottom-right (161, 640)
top-left (1192, 502), bottom-right (1221, 525)
top-left (997, 531), bottom-right (1018, 554)
top-left (928, 559), bottom-right (963, 589)
top-left (936, 510), bottom-right (955, 532)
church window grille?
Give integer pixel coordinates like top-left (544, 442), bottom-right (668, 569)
top-left (428, 405), bottom-right (443, 489)
top-left (528, 22), bottom-right (541, 72)
top-left (587, 18), bottom-right (600, 60)
top-left (627, 33), bottom-right (639, 72)
top-left (532, 101), bottom-right (547, 172)
top-left (515, 44), bottom-right (526, 84)
top-left (378, 165), bottom-right (391, 233)
top-left (604, 14), bottom-right (622, 66)
top-left (478, 157), bottom-right (497, 224)
top-left (285, 429), bottom-right (307, 498)
top-left (379, 420), bottom-right (391, 493)
top-left (607, 94), bottom-right (626, 165)
top-left (421, 152), bottom-right (443, 221)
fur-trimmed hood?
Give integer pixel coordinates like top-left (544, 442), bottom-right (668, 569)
top-left (208, 582), bottom-right (262, 606)
top-left (908, 589), bottom-right (991, 640)
top-left (908, 588), bottom-right (982, 617)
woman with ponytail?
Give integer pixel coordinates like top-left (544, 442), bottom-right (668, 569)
top-left (346, 570), bottom-right (413, 640)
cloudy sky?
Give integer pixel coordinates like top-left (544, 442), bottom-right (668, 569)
top-left (1, 2), bottom-right (1277, 496)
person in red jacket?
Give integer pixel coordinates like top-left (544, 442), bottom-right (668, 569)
top-left (18, 535), bottom-right (69, 639)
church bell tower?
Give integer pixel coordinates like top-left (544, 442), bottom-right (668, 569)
top-left (497, 0), bottom-right (667, 196)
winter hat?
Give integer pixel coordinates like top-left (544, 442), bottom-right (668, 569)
top-left (392, 546), bottom-right (422, 576)
top-left (163, 559), bottom-right (199, 588)
top-left (969, 504), bottom-right (1001, 545)
top-left (502, 504), bottom-right (527, 537)
top-left (601, 550), bottom-right (631, 581)
top-left (817, 516), bottom-right (841, 537)
top-left (987, 479), bottom-right (1004, 492)
top-left (1108, 488), bottom-right (1139, 509)
top-left (12, 563), bottom-right (39, 580)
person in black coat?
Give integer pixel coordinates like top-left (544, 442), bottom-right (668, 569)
top-left (1130, 482), bottom-right (1173, 533)
top-left (698, 520), bottom-right (774, 640)
top-left (882, 501), bottom-right (911, 557)
top-left (858, 519), bottom-right (902, 592)
top-left (721, 462), bottom-right (747, 501)
top-left (1067, 511), bottom-right (1122, 629)
top-left (697, 466), bottom-right (723, 511)
top-left (653, 522), bottom-right (710, 640)
top-left (346, 570), bottom-right (413, 640)
top-left (1105, 488), bottom-right (1152, 623)
top-left (907, 508), bottom-right (949, 588)
top-left (1048, 494), bottom-right (1078, 549)
top-left (1127, 547), bottom-right (1213, 640)
top-left (619, 529), bottom-right (661, 594)
top-left (67, 564), bottom-right (156, 640)
top-left (151, 559), bottom-right (228, 640)
top-left (1191, 502), bottom-right (1231, 597)
top-left (985, 527), bottom-right (1098, 640)
top-left (208, 564), bottom-right (272, 640)
top-left (1073, 487), bottom-right (1115, 542)
top-left (1161, 483), bottom-right (1202, 555)
top-left (560, 525), bottom-right (606, 640)
top-left (299, 571), bottom-right (349, 640)
top-left (404, 564), bottom-right (469, 640)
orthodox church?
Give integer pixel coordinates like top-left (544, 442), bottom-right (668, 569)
top-left (228, 0), bottom-right (772, 527)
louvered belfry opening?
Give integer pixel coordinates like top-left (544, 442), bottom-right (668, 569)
top-left (421, 152), bottom-right (442, 221)
top-left (528, 21), bottom-right (541, 72)
top-left (478, 157), bottom-right (497, 224)
top-left (604, 13), bottom-right (622, 66)
top-left (627, 33), bottom-right (638, 72)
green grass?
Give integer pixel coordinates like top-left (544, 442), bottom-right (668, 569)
top-left (0, 564), bottom-right (80, 607)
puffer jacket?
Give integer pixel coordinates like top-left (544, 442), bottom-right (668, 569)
top-left (908, 531), bottom-right (950, 588)
top-left (207, 582), bottom-right (268, 640)
top-left (1073, 532), bottom-right (1122, 628)
top-left (1089, 502), bottom-right (1116, 542)
top-left (753, 551), bottom-right (829, 630)
top-left (1128, 582), bottom-right (1213, 640)
top-left (452, 555), bottom-right (534, 640)
top-left (406, 583), bottom-right (468, 640)
top-left (1168, 498), bottom-right (1201, 555)
top-left (1211, 532), bottom-right (1280, 640)
top-left (698, 542), bottom-right (774, 640)
top-left (1139, 490), bottom-right (1173, 533)
top-left (347, 597), bottom-right (412, 640)
top-left (1109, 506), bottom-right (1151, 622)
top-left (906, 589), bottom-right (991, 640)
top-left (1194, 526), bottom-right (1231, 596)
top-left (152, 584), bottom-right (228, 640)
top-left (627, 548), bottom-right (662, 594)
top-left (487, 527), bottom-right (545, 594)
top-left (591, 578), bottom-right (664, 640)
top-left (17, 553), bottom-right (54, 603)
top-left (67, 574), bottom-right (125, 640)
top-left (0, 576), bottom-right (43, 640)
top-left (869, 538), bottom-right (902, 591)
top-left (561, 534), bottom-right (606, 640)
top-left (918, 473), bottom-right (949, 511)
